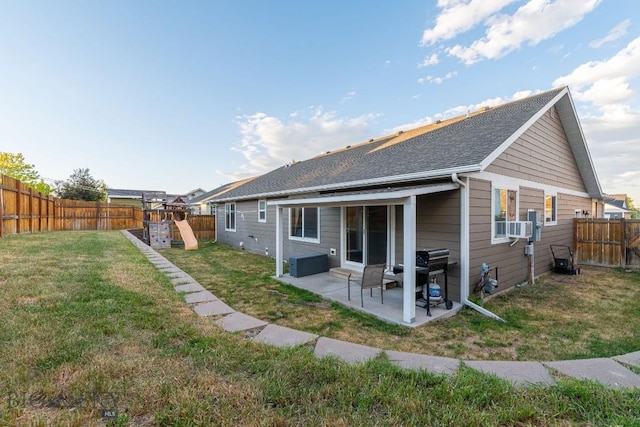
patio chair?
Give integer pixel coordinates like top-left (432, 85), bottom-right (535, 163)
top-left (347, 263), bottom-right (386, 307)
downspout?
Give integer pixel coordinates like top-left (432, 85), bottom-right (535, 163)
top-left (452, 173), bottom-right (505, 322)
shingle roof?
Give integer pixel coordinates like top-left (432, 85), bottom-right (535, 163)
top-left (210, 87), bottom-right (602, 202)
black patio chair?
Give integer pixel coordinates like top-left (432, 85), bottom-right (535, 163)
top-left (347, 263), bottom-right (386, 307)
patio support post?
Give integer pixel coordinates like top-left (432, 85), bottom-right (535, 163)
top-left (402, 195), bottom-right (417, 323)
top-left (275, 206), bottom-right (283, 277)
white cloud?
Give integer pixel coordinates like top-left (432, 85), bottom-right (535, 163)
top-left (589, 19), bottom-right (630, 48)
top-left (340, 90), bottom-right (356, 104)
top-left (553, 37), bottom-right (640, 201)
top-left (553, 37), bottom-right (640, 105)
top-left (419, 71), bottom-right (458, 84)
top-left (447, 0), bottom-right (602, 64)
top-left (419, 53), bottom-right (440, 68)
top-left (421, 0), bottom-right (516, 46)
top-left (229, 108), bottom-right (377, 178)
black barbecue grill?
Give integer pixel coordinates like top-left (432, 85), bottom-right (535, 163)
top-left (393, 248), bottom-right (453, 316)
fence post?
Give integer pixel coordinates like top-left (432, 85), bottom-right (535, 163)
top-left (620, 218), bottom-right (627, 269)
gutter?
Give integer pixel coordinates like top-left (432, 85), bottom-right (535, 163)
top-left (212, 165), bottom-right (482, 203)
top-left (451, 172), bottom-right (506, 322)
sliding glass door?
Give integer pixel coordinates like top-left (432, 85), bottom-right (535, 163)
top-left (345, 206), bottom-right (388, 266)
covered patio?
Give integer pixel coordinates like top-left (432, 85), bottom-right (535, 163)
top-left (277, 270), bottom-right (463, 328)
top-left (270, 179), bottom-right (471, 325)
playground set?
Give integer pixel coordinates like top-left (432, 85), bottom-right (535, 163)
top-left (141, 191), bottom-right (198, 250)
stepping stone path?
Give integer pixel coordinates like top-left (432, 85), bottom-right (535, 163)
top-left (122, 230), bottom-right (640, 389)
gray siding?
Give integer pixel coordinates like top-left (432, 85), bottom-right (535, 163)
top-left (486, 107), bottom-right (587, 193)
top-left (215, 200), bottom-right (341, 269)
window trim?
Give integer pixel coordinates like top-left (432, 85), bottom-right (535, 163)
top-left (258, 199), bottom-right (267, 223)
top-left (288, 207), bottom-right (320, 243)
top-left (544, 193), bottom-right (557, 226)
top-left (491, 184), bottom-right (519, 244)
top-left (225, 202), bottom-right (236, 232)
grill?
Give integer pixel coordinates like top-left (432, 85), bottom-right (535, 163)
top-left (393, 248), bottom-right (452, 315)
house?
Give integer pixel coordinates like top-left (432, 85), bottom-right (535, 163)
top-left (190, 178), bottom-right (256, 215)
top-left (604, 194), bottom-right (632, 219)
top-left (206, 87), bottom-right (604, 324)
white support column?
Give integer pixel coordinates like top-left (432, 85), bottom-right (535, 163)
top-left (275, 206), bottom-right (283, 277)
top-left (402, 196), bottom-right (416, 324)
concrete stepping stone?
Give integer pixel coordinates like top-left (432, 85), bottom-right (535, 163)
top-left (544, 358), bottom-right (640, 388)
top-left (193, 300), bottom-right (235, 317)
top-left (253, 324), bottom-right (318, 348)
top-left (613, 351), bottom-right (640, 369)
top-left (171, 277), bottom-right (197, 286)
top-left (385, 350), bottom-right (460, 375)
top-left (174, 283), bottom-right (207, 293)
top-left (214, 312), bottom-right (268, 333)
top-left (465, 360), bottom-right (555, 387)
top-left (314, 337), bottom-right (381, 364)
top-left (184, 290), bottom-right (217, 304)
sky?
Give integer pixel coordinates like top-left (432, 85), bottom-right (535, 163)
top-left (1, 0), bottom-right (639, 204)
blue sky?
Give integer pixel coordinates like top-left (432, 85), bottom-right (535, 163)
top-left (1, 0), bottom-right (639, 203)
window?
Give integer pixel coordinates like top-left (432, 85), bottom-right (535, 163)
top-left (209, 204), bottom-right (216, 215)
top-left (493, 187), bottom-right (518, 240)
top-left (225, 203), bottom-right (236, 231)
top-left (258, 200), bottom-right (267, 223)
top-left (289, 207), bottom-right (319, 241)
top-left (544, 194), bottom-right (557, 225)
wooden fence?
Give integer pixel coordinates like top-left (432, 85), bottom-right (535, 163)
top-left (0, 175), bottom-right (215, 241)
top-left (575, 218), bottom-right (640, 269)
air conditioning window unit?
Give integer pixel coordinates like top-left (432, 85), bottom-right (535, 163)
top-left (506, 221), bottom-right (533, 238)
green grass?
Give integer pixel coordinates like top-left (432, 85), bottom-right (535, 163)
top-left (0, 231), bottom-right (638, 425)
top-left (161, 239), bottom-right (640, 362)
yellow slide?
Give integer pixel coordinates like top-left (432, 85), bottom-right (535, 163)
top-left (174, 219), bottom-right (198, 250)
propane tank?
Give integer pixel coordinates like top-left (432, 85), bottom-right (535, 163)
top-left (428, 278), bottom-right (442, 300)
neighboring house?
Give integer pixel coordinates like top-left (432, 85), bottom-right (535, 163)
top-left (190, 178), bottom-right (256, 215)
top-left (206, 87), bottom-right (604, 324)
top-left (603, 194), bottom-right (632, 219)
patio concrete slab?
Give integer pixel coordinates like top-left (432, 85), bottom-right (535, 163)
top-left (184, 290), bottom-right (217, 304)
top-left (613, 351), bottom-right (640, 369)
top-left (253, 324), bottom-right (318, 348)
top-left (314, 337), bottom-right (381, 364)
top-left (544, 358), bottom-right (640, 388)
top-left (278, 272), bottom-right (463, 328)
top-left (385, 350), bottom-right (460, 375)
top-left (174, 283), bottom-right (207, 293)
top-left (465, 360), bottom-right (556, 387)
top-left (215, 312), bottom-right (268, 332)
top-left (193, 300), bottom-right (235, 317)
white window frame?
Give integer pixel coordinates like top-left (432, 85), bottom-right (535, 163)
top-left (225, 202), bottom-right (236, 232)
top-left (491, 183), bottom-right (519, 244)
top-left (544, 193), bottom-right (557, 225)
top-left (288, 207), bottom-right (320, 243)
top-left (258, 199), bottom-right (267, 223)
top-left (209, 204), bottom-right (216, 215)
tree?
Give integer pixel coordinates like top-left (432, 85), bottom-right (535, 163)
top-left (0, 152), bottom-right (53, 194)
top-left (54, 168), bottom-right (107, 201)
top-left (628, 196), bottom-right (638, 219)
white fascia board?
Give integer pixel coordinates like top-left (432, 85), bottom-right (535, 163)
top-left (473, 171), bottom-right (592, 199)
top-left (215, 165), bottom-right (481, 203)
top-left (479, 87), bottom-right (569, 170)
top-left (267, 182), bottom-right (460, 207)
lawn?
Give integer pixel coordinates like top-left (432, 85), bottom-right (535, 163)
top-left (0, 231), bottom-right (638, 426)
top-left (161, 237), bottom-right (640, 362)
